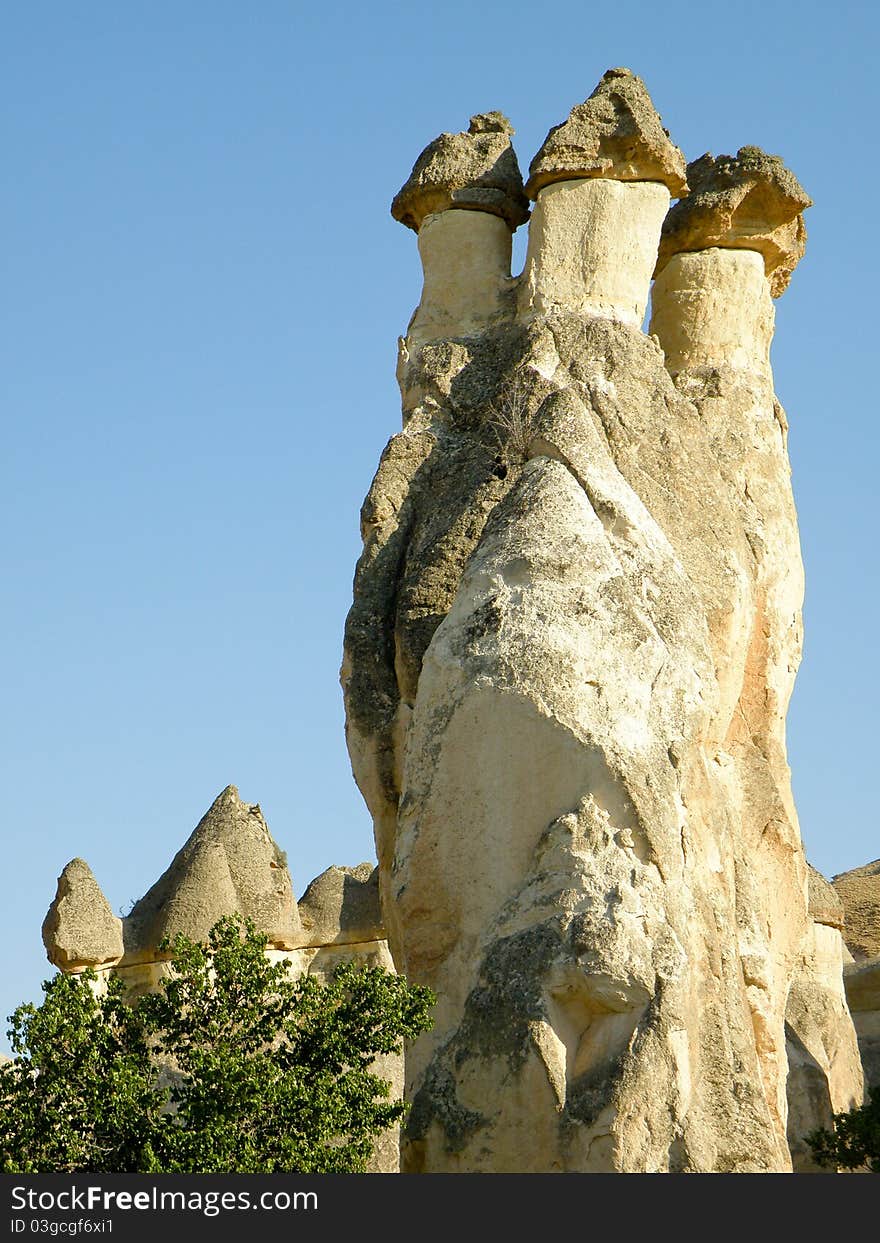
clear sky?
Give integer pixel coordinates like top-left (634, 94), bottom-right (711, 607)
top-left (3, 1), bottom-right (878, 1050)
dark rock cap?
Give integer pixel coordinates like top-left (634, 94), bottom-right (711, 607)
top-left (391, 112), bottom-right (530, 232)
top-left (655, 147), bottom-right (812, 296)
top-left (525, 68), bottom-right (688, 199)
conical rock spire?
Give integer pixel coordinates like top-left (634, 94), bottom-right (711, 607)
top-left (43, 857), bottom-right (124, 968)
top-left (122, 785), bottom-right (301, 959)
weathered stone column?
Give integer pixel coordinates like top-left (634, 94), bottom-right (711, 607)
top-left (343, 71), bottom-right (861, 1172)
top-left (652, 246), bottom-right (774, 375)
top-left (517, 67), bottom-right (687, 327)
top-left (391, 113), bottom-right (529, 347)
top-left (651, 149), bottom-right (862, 1159)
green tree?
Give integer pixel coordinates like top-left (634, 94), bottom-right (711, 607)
top-left (806, 1086), bottom-right (880, 1172)
top-left (0, 915), bottom-right (434, 1173)
top-left (0, 969), bottom-right (162, 1172)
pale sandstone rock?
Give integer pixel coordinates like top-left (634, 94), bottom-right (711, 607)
top-left (650, 173), bottom-right (862, 1169)
top-left (518, 179), bottom-right (670, 328)
top-left (344, 69), bottom-right (861, 1172)
top-left (785, 866), bottom-right (863, 1171)
top-left (807, 865), bottom-right (845, 931)
top-left (408, 209), bottom-right (516, 344)
top-left (836, 860), bottom-right (880, 1093)
top-left (650, 249), bottom-right (775, 377)
top-left (655, 148), bottom-right (811, 297)
top-left (297, 862), bottom-right (383, 947)
top-left (42, 858), bottom-right (124, 969)
top-left (844, 957), bottom-right (880, 1012)
top-left (392, 113), bottom-right (529, 233)
top-left (525, 68), bottom-right (687, 199)
top-left (833, 859), bottom-right (880, 961)
top-left (122, 785), bottom-right (301, 961)
top-left (843, 958), bottom-right (880, 1091)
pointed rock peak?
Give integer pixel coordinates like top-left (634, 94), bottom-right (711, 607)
top-left (525, 68), bottom-right (688, 199)
top-left (391, 114), bottom-right (530, 233)
top-left (655, 147), bottom-right (812, 296)
top-left (122, 786), bottom-right (301, 963)
top-left (42, 857), bottom-right (123, 969)
top-left (196, 783), bottom-right (268, 831)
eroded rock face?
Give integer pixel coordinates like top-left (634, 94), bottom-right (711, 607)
top-left (342, 70), bottom-right (862, 1172)
top-left (835, 860), bottom-right (880, 1094)
top-left (297, 863), bottom-right (383, 947)
top-left (833, 859), bottom-right (880, 961)
top-left (785, 866), bottom-right (863, 1171)
top-left (843, 958), bottom-right (880, 1093)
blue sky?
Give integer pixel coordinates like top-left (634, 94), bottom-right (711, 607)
top-left (2, 1), bottom-right (877, 1048)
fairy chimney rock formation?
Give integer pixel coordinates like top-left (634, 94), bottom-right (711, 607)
top-left (120, 785), bottom-right (301, 961)
top-left (297, 863), bottom-right (384, 947)
top-left (655, 148), bottom-right (811, 297)
top-left (519, 69), bottom-right (687, 328)
top-left (392, 113), bottom-right (528, 346)
top-left (651, 148), bottom-right (811, 380)
top-left (342, 68), bottom-right (863, 1173)
top-left (42, 787), bottom-right (401, 1172)
top-left (43, 787), bottom-right (391, 974)
top-left (42, 858), bottom-right (124, 969)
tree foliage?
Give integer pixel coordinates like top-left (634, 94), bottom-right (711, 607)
top-left (806, 1085), bottom-right (880, 1173)
top-left (0, 915), bottom-right (434, 1173)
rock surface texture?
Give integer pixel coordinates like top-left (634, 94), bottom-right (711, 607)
top-left (784, 867), bottom-right (863, 1171)
top-left (834, 860), bottom-right (880, 1093)
top-left (43, 788), bottom-right (401, 1173)
top-left (833, 859), bottom-right (880, 961)
top-left (342, 70), bottom-right (863, 1172)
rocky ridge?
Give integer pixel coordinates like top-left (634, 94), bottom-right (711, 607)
top-left (42, 786), bottom-right (400, 1173)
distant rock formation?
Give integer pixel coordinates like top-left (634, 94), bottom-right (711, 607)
top-left (342, 68), bottom-right (863, 1172)
top-left (833, 860), bottom-right (880, 1093)
top-left (785, 868), bottom-right (863, 1171)
top-left (42, 786), bottom-right (400, 1173)
top-left (833, 859), bottom-right (880, 962)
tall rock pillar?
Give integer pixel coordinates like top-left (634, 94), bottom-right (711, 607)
top-left (342, 71), bottom-right (862, 1172)
top-left (650, 151), bottom-right (863, 1163)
